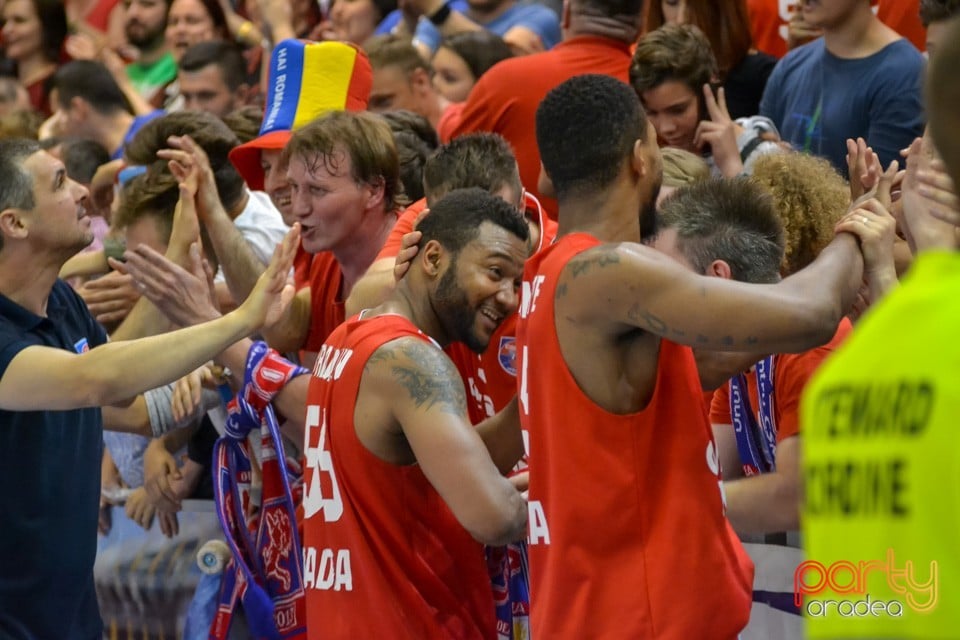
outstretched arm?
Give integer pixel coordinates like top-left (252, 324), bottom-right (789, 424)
top-left (0, 227), bottom-right (300, 412)
top-left (559, 232), bottom-right (863, 354)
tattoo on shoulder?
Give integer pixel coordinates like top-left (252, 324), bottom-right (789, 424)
top-left (568, 249), bottom-right (621, 279)
top-left (385, 339), bottom-right (467, 416)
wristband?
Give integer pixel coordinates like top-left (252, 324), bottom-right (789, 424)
top-left (428, 2), bottom-right (452, 26)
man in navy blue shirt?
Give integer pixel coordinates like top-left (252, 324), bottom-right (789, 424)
top-left (0, 139), bottom-right (298, 639)
top-left (759, 0), bottom-right (924, 176)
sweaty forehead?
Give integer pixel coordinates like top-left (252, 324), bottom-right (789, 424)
top-left (466, 221), bottom-right (530, 264)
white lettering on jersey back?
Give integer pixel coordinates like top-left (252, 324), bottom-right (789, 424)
top-left (519, 275), bottom-right (545, 319)
top-left (312, 345), bottom-right (354, 381)
top-left (303, 546), bottom-right (353, 591)
top-left (706, 439), bottom-right (728, 512)
top-left (302, 405), bottom-right (344, 521)
top-left (527, 500), bottom-right (551, 545)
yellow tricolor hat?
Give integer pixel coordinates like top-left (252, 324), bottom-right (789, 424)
top-left (229, 39), bottom-right (373, 191)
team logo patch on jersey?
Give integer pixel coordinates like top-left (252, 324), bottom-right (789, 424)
top-left (73, 338), bottom-right (89, 353)
top-left (498, 337), bottom-right (517, 376)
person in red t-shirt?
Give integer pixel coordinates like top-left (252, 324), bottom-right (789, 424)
top-left (518, 74), bottom-right (876, 639)
top-left (439, 0), bottom-right (643, 219)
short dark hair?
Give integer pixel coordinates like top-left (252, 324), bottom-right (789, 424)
top-left (656, 178), bottom-right (784, 284)
top-left (380, 110), bottom-right (439, 205)
top-left (282, 110), bottom-right (402, 214)
top-left (0, 138), bottom-right (41, 253)
top-left (124, 110), bottom-right (246, 210)
top-left (0, 138), bottom-right (39, 210)
top-left (422, 133), bottom-right (520, 206)
top-left (416, 187), bottom-right (529, 256)
top-left (179, 40), bottom-right (247, 91)
top-left (919, 0), bottom-right (960, 26)
top-left (112, 172), bottom-right (177, 244)
top-left (439, 31), bottom-right (513, 81)
top-left (60, 138), bottom-right (111, 185)
top-left (52, 60), bottom-right (131, 115)
top-left (536, 74), bottom-right (647, 200)
top-left (630, 24), bottom-right (719, 98)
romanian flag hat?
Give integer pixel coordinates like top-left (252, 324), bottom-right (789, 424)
top-left (229, 39), bottom-right (373, 191)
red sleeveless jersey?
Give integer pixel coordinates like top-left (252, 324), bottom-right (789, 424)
top-left (301, 313), bottom-right (496, 639)
top-left (516, 233), bottom-right (753, 639)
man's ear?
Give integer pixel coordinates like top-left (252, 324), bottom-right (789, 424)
top-left (364, 176), bottom-right (387, 211)
top-left (420, 238), bottom-right (445, 278)
top-left (234, 83), bottom-right (253, 107)
top-left (409, 67), bottom-right (432, 96)
top-left (630, 138), bottom-right (648, 182)
top-left (706, 259), bottom-right (733, 280)
top-left (69, 96), bottom-right (91, 121)
top-left (0, 208), bottom-right (28, 242)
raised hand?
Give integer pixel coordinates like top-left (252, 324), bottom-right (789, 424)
top-left (111, 241), bottom-right (221, 327)
top-left (695, 84), bottom-right (743, 178)
top-left (76, 271), bottom-right (141, 326)
top-left (899, 137), bottom-right (959, 253)
top-left (238, 224), bottom-right (301, 329)
top-left (157, 135), bottom-right (223, 224)
top-left (835, 197), bottom-right (898, 305)
top-left (846, 137), bottom-right (881, 202)
top-left (393, 207), bottom-right (429, 282)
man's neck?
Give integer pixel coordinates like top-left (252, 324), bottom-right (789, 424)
top-left (136, 43), bottom-right (169, 67)
top-left (555, 183), bottom-right (644, 244)
top-left (566, 14), bottom-right (639, 44)
top-left (16, 54), bottom-right (56, 86)
top-left (99, 111), bottom-right (136, 157)
top-left (384, 278), bottom-right (451, 347)
top-left (823, 6), bottom-right (897, 58)
top-left (0, 252), bottom-right (63, 316)
top-left (335, 209), bottom-right (397, 297)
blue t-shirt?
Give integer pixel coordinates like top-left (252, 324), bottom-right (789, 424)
top-left (413, 0), bottom-right (561, 53)
top-left (759, 38), bottom-right (924, 175)
top-left (0, 280), bottom-right (108, 639)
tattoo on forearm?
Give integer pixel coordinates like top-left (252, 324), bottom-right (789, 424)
top-left (625, 303), bottom-right (764, 347)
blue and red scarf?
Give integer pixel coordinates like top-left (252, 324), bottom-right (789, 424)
top-left (211, 342), bottom-right (309, 640)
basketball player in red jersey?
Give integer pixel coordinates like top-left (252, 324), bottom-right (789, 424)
top-left (299, 188), bottom-right (529, 638)
top-left (516, 74), bottom-right (869, 638)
